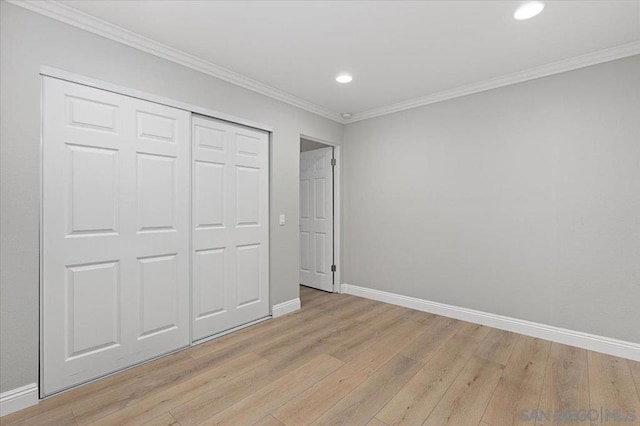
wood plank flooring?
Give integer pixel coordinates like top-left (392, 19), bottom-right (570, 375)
top-left (2, 286), bottom-right (639, 425)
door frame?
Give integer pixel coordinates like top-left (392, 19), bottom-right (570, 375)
top-left (39, 66), bottom-right (273, 398)
top-left (299, 134), bottom-right (341, 293)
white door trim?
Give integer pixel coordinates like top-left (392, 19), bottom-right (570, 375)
top-left (299, 135), bottom-right (341, 293)
top-left (39, 66), bottom-right (273, 133)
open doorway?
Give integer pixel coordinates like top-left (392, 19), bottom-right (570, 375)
top-left (299, 136), bottom-right (341, 293)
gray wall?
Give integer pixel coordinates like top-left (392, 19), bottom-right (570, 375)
top-left (300, 138), bottom-right (330, 152)
top-left (2, 0), bottom-right (638, 396)
top-left (343, 55), bottom-right (640, 344)
top-left (0, 2), bottom-right (342, 393)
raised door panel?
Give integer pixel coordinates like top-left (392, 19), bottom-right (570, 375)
top-left (194, 161), bottom-right (225, 229)
top-left (194, 122), bottom-right (225, 152)
top-left (315, 233), bottom-right (327, 275)
top-left (236, 166), bottom-right (260, 226)
top-left (66, 96), bottom-right (118, 133)
top-left (314, 178), bottom-right (326, 220)
top-left (194, 248), bottom-right (226, 319)
top-left (300, 179), bottom-right (310, 219)
top-left (299, 172), bottom-right (314, 286)
top-left (66, 145), bottom-right (119, 236)
top-left (237, 244), bottom-right (261, 307)
top-left (136, 111), bottom-right (177, 143)
top-left (236, 132), bottom-right (261, 157)
top-left (136, 153), bottom-right (177, 232)
top-left (137, 254), bottom-right (179, 339)
top-left (65, 261), bottom-right (121, 359)
top-left (300, 232), bottom-right (311, 272)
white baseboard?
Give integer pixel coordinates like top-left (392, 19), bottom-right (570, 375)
top-left (0, 383), bottom-right (39, 417)
top-left (341, 283), bottom-right (640, 361)
top-left (272, 298), bottom-right (301, 318)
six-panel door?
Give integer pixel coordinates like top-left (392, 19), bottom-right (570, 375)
top-left (300, 147), bottom-right (334, 292)
top-left (191, 115), bottom-right (269, 341)
top-left (42, 78), bottom-right (191, 395)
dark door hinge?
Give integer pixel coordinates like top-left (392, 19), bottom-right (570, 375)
top-left (331, 264), bottom-right (337, 272)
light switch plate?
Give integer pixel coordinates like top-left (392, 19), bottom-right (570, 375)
top-left (279, 214), bottom-right (285, 226)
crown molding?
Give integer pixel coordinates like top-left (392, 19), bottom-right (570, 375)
top-left (8, 1), bottom-right (640, 125)
top-left (8, 0), bottom-right (345, 123)
top-left (349, 40), bottom-right (640, 123)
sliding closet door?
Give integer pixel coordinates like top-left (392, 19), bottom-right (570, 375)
top-left (192, 115), bottom-right (269, 341)
top-left (42, 77), bottom-right (190, 395)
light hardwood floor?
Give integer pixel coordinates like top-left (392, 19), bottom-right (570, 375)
top-left (3, 286), bottom-right (640, 425)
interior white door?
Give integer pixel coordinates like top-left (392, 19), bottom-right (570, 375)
top-left (42, 77), bottom-right (190, 395)
top-left (192, 114), bottom-right (269, 341)
top-left (300, 147), bottom-right (334, 292)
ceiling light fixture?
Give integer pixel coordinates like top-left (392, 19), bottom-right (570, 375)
top-left (514, 1), bottom-right (545, 20)
top-left (336, 74), bottom-right (353, 83)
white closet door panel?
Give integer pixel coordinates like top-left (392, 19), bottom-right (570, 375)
top-left (42, 77), bottom-right (190, 395)
top-left (120, 95), bottom-right (190, 365)
top-left (192, 115), bottom-right (269, 341)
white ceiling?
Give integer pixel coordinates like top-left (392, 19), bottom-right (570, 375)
top-left (58, 0), bottom-right (640, 118)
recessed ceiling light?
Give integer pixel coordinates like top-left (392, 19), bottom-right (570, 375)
top-left (342, 113), bottom-right (352, 119)
top-left (514, 1), bottom-right (545, 20)
top-left (336, 74), bottom-right (353, 84)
